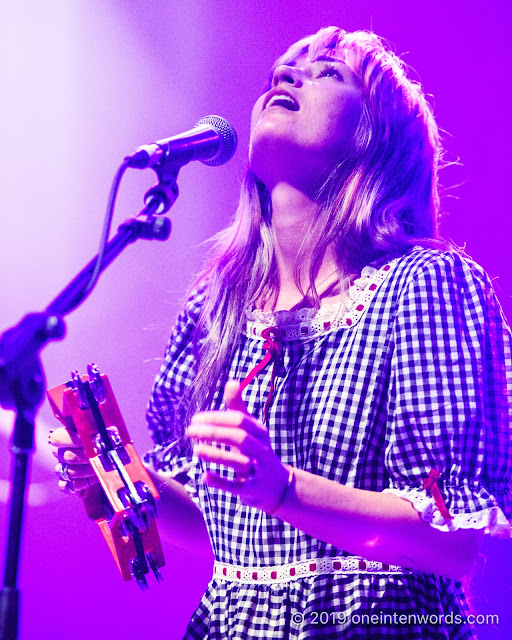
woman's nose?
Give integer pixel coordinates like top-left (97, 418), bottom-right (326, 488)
top-left (272, 64), bottom-right (303, 87)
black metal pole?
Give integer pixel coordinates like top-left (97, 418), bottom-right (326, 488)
top-left (0, 191), bottom-right (173, 640)
top-left (47, 208), bottom-right (170, 318)
top-left (0, 405), bottom-right (35, 640)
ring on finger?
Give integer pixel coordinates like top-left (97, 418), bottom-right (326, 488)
top-left (235, 458), bottom-right (258, 485)
top-left (247, 457), bottom-right (258, 479)
top-left (65, 480), bottom-right (78, 494)
top-left (56, 462), bottom-right (71, 483)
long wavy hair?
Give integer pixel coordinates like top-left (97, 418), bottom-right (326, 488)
top-left (182, 26), bottom-right (445, 428)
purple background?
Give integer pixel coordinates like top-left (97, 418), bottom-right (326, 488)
top-left (0, 1), bottom-right (510, 638)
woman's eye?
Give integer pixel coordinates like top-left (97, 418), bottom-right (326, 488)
top-left (319, 65), bottom-right (343, 80)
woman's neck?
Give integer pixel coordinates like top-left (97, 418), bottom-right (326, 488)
top-left (271, 183), bottom-right (315, 287)
top-left (262, 182), bottom-right (339, 312)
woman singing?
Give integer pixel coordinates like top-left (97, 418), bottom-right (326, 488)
top-left (51, 26), bottom-right (512, 639)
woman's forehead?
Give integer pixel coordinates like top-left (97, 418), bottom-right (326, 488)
top-left (285, 29), bottom-right (349, 59)
top-left (270, 33), bottom-right (355, 78)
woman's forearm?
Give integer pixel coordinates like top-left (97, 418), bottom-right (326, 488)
top-left (272, 467), bottom-right (483, 580)
top-left (148, 470), bottom-right (213, 558)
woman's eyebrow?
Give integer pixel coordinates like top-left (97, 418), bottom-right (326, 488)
top-left (282, 56), bottom-right (347, 67)
top-left (313, 55), bottom-right (349, 67)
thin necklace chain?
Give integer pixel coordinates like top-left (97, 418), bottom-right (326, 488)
top-left (304, 269), bottom-right (339, 299)
top-left (255, 269), bottom-right (340, 313)
top-left (313, 269), bottom-right (338, 292)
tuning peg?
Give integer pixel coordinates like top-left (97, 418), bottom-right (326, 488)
top-left (87, 364), bottom-right (106, 403)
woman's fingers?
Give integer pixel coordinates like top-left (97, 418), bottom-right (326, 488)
top-left (202, 471), bottom-right (247, 493)
top-left (50, 428), bottom-right (92, 471)
top-left (55, 460), bottom-right (98, 496)
top-left (190, 411), bottom-right (268, 441)
top-left (55, 462), bottom-right (95, 480)
top-left (49, 426), bottom-right (91, 468)
top-left (194, 442), bottom-right (254, 474)
top-left (49, 426), bottom-right (83, 449)
top-left (50, 426), bottom-right (97, 495)
top-left (53, 446), bottom-right (90, 465)
top-left (187, 424), bottom-right (260, 455)
top-left (57, 476), bottom-right (98, 495)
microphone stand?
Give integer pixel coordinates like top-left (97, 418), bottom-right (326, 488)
top-left (0, 168), bottom-right (179, 640)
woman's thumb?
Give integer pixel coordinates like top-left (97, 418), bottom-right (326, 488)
top-left (224, 380), bottom-right (248, 413)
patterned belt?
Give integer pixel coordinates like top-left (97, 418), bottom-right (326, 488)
top-left (213, 556), bottom-right (414, 584)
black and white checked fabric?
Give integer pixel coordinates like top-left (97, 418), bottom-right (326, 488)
top-left (145, 247), bottom-right (512, 639)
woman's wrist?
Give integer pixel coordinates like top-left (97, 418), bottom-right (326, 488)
top-left (267, 464), bottom-right (295, 515)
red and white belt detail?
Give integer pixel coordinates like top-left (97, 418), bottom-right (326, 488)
top-left (213, 556), bottom-right (415, 584)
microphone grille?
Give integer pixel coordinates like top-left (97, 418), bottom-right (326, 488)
top-left (195, 115), bottom-right (238, 166)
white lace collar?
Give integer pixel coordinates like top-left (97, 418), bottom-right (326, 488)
top-left (244, 259), bottom-right (397, 341)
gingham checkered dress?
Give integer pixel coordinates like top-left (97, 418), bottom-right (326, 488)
top-left (145, 247), bottom-right (512, 639)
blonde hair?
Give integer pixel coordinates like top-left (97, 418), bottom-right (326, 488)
top-left (180, 27), bottom-right (445, 435)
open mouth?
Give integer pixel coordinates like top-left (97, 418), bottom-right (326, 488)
top-left (265, 94), bottom-right (299, 111)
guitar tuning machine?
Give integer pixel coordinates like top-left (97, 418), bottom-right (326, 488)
top-left (69, 370), bottom-right (89, 410)
top-left (67, 365), bottom-right (106, 408)
top-left (87, 363), bottom-right (106, 403)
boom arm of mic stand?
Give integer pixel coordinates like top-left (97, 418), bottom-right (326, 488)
top-left (0, 176), bottom-right (177, 640)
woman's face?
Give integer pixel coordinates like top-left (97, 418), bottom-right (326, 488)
top-left (249, 50), bottom-right (363, 188)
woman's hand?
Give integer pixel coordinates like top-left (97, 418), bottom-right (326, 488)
top-left (186, 380), bottom-right (290, 513)
top-left (48, 427), bottom-right (98, 496)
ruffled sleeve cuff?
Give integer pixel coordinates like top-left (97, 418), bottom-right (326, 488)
top-left (383, 486), bottom-right (512, 538)
top-left (144, 440), bottom-right (200, 508)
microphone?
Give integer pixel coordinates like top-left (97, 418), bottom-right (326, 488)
top-left (125, 115), bottom-right (238, 170)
